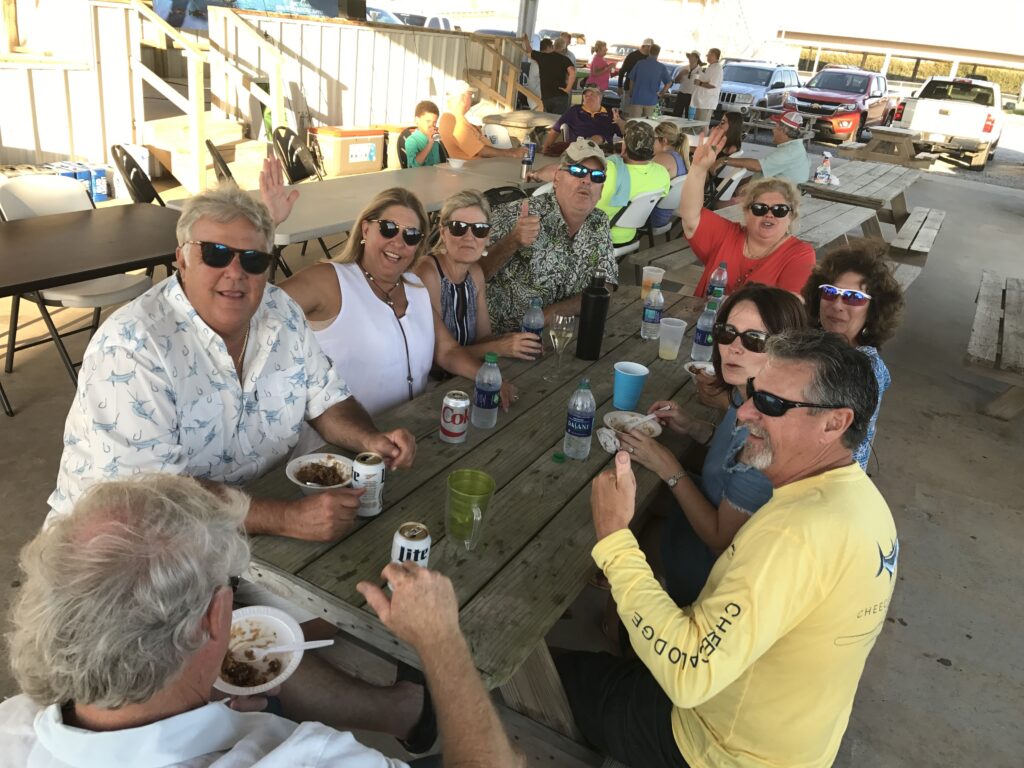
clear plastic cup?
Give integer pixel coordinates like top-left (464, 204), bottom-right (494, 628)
top-left (641, 266), bottom-right (666, 300)
top-left (658, 318), bottom-right (687, 360)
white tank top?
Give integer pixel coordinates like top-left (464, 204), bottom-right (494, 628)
top-left (316, 261), bottom-right (435, 416)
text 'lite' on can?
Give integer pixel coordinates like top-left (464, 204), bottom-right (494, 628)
top-left (353, 451), bottom-right (385, 517)
top-left (439, 390), bottom-right (470, 443)
top-left (391, 521), bottom-right (431, 568)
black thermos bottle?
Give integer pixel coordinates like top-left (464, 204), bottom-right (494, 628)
top-left (576, 269), bottom-right (610, 360)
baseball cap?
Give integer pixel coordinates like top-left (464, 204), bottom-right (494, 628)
top-left (772, 110), bottom-right (804, 130)
top-left (561, 138), bottom-right (607, 168)
top-left (642, 38), bottom-right (654, 47)
top-left (623, 121), bottom-right (656, 160)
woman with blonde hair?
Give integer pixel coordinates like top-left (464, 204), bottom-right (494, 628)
top-left (648, 121), bottom-right (690, 229)
top-left (586, 40), bottom-right (612, 91)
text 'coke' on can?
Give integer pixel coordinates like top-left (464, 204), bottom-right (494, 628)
top-left (391, 522), bottom-right (431, 568)
top-left (440, 390), bottom-right (470, 444)
top-left (353, 451), bottom-right (386, 517)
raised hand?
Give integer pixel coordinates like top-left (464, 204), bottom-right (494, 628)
top-left (691, 124), bottom-right (730, 173)
top-left (511, 198), bottom-right (541, 248)
top-left (259, 157), bottom-right (300, 225)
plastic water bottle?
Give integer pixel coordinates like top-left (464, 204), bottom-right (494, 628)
top-left (520, 296), bottom-right (545, 338)
top-left (652, 102), bottom-right (663, 119)
top-left (471, 353), bottom-right (502, 429)
top-left (563, 378), bottom-right (596, 460)
top-left (707, 262), bottom-right (728, 299)
top-left (690, 299), bottom-right (719, 362)
top-left (640, 282), bottom-right (665, 340)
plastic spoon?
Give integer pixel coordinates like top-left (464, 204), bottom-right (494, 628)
top-left (624, 405), bottom-right (671, 431)
top-left (245, 638), bottom-right (335, 659)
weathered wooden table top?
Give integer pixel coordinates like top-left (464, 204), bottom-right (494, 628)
top-left (799, 160), bottom-right (921, 209)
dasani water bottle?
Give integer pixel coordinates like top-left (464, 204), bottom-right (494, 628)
top-left (690, 299), bottom-right (719, 362)
top-left (563, 378), bottom-right (596, 460)
top-left (471, 353), bottom-right (502, 429)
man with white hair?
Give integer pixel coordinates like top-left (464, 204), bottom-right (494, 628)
top-left (438, 83), bottom-right (528, 160)
top-left (48, 183), bottom-right (415, 543)
top-left (560, 329), bottom-right (897, 768)
top-left (692, 47), bottom-right (724, 122)
top-left (1, 475), bottom-right (524, 767)
top-left (720, 109), bottom-right (811, 186)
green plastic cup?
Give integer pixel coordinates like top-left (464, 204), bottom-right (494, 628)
top-left (446, 469), bottom-right (496, 550)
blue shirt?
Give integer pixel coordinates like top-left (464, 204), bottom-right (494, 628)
top-left (404, 129), bottom-right (441, 167)
top-left (854, 346), bottom-right (890, 470)
top-left (759, 138), bottom-right (811, 185)
top-left (628, 58), bottom-right (671, 106)
top-left (700, 394), bottom-right (774, 516)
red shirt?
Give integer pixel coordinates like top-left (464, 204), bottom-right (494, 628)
top-left (689, 208), bottom-right (815, 297)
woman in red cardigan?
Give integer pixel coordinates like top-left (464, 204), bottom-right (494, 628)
top-left (679, 123), bottom-right (814, 297)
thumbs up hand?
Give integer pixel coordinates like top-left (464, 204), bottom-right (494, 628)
top-left (512, 199), bottom-right (541, 248)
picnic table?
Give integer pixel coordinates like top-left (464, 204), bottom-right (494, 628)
top-left (836, 125), bottom-right (930, 168)
top-left (799, 160), bottom-right (921, 228)
top-left (482, 110), bottom-right (562, 143)
top-left (243, 285), bottom-right (703, 739)
top-left (457, 154), bottom-right (557, 187)
top-left (966, 270), bottom-right (1024, 420)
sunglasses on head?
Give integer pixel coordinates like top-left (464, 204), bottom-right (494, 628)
top-left (563, 164), bottom-right (607, 184)
top-left (369, 219), bottom-right (425, 246)
top-left (748, 202), bottom-right (792, 218)
top-left (185, 241), bottom-right (273, 274)
top-left (819, 284), bottom-right (872, 307)
top-left (746, 378), bottom-right (843, 418)
top-left (713, 322), bottom-right (769, 352)
top-left (445, 220), bottom-right (492, 238)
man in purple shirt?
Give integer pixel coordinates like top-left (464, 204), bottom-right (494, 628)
top-left (542, 86), bottom-right (627, 153)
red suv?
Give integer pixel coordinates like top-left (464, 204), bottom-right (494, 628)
top-left (785, 66), bottom-right (900, 141)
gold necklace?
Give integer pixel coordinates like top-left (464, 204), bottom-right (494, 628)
top-left (233, 323), bottom-right (250, 373)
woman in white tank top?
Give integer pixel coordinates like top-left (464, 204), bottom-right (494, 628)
top-left (277, 186), bottom-right (515, 415)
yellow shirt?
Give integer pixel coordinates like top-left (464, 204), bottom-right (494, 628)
top-left (596, 159), bottom-right (670, 245)
top-left (594, 463), bottom-right (898, 768)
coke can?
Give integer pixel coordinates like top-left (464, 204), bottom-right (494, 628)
top-left (353, 451), bottom-right (386, 517)
top-left (439, 390), bottom-right (470, 444)
top-left (391, 522), bottom-right (431, 568)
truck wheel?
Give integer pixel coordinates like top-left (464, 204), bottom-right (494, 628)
top-left (855, 114), bottom-right (868, 142)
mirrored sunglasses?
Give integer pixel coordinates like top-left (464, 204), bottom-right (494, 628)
top-left (746, 377), bottom-right (843, 418)
top-left (748, 202), bottom-right (792, 218)
top-left (819, 284), bottom-right (872, 307)
top-left (185, 241), bottom-right (274, 274)
top-left (712, 323), bottom-right (769, 353)
top-left (370, 219), bottom-right (425, 246)
top-left (445, 220), bottom-right (492, 239)
top-left (563, 164), bottom-right (607, 184)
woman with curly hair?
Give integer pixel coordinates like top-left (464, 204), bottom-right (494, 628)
top-left (801, 239), bottom-right (904, 469)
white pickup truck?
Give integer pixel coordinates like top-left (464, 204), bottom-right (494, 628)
top-left (892, 76), bottom-right (1003, 169)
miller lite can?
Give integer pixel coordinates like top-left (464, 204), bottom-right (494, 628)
top-left (353, 451), bottom-right (386, 517)
top-left (520, 141), bottom-right (537, 180)
top-left (439, 390), bottom-right (470, 444)
top-left (391, 522), bottom-right (432, 568)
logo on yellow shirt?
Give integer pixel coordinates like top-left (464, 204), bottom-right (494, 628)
top-left (876, 538), bottom-right (899, 580)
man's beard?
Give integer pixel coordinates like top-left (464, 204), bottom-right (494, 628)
top-left (739, 422), bottom-right (773, 471)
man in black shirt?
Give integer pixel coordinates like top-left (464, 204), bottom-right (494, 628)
top-left (616, 38), bottom-right (653, 111)
top-left (527, 37), bottom-right (576, 115)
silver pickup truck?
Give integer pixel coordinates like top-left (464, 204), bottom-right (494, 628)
top-left (892, 76), bottom-right (1003, 169)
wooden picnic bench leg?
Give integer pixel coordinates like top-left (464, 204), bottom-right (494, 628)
top-left (860, 214), bottom-right (884, 240)
top-left (981, 386), bottom-right (1024, 421)
top-left (891, 192), bottom-right (910, 228)
top-left (499, 642), bottom-right (583, 741)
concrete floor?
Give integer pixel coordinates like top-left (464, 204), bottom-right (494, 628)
top-left (0, 172), bottom-right (1021, 766)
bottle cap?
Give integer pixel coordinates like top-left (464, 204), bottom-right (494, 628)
top-left (579, 377), bottom-right (591, 389)
top-left (718, 261), bottom-right (727, 268)
top-left (652, 282), bottom-right (661, 290)
top-left (484, 352), bottom-right (499, 364)
top-left (552, 451), bottom-right (567, 463)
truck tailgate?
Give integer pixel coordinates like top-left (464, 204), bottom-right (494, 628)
top-left (900, 99), bottom-right (991, 142)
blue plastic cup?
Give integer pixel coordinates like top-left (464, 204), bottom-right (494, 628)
top-left (613, 362), bottom-right (650, 411)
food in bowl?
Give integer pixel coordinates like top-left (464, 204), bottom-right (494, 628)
top-left (286, 454), bottom-right (353, 494)
top-left (603, 411), bottom-right (662, 437)
top-left (295, 461), bottom-right (348, 487)
top-left (684, 361), bottom-right (715, 380)
top-left (220, 618), bottom-right (289, 689)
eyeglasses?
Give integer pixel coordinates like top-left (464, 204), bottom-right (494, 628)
top-left (369, 219), bottom-right (425, 246)
top-left (746, 378), bottom-right (843, 417)
top-left (445, 220), bottom-right (491, 239)
top-left (184, 241), bottom-right (274, 274)
top-left (713, 323), bottom-right (769, 352)
top-left (819, 284), bottom-right (872, 307)
top-left (562, 164), bottom-right (607, 184)
top-left (748, 202), bottom-right (792, 218)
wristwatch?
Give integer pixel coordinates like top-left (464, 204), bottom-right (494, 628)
top-left (665, 471), bottom-right (686, 488)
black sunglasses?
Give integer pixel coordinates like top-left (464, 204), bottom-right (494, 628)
top-left (370, 219), bottom-right (425, 246)
top-left (445, 220), bottom-right (491, 239)
top-left (713, 323), bottom-right (769, 353)
top-left (748, 202), bottom-right (792, 218)
top-left (563, 164), bottom-right (607, 184)
top-left (746, 378), bottom-right (843, 417)
top-left (819, 284), bottom-right (872, 307)
top-left (185, 241), bottom-right (274, 274)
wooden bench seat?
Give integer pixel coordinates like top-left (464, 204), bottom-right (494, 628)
top-left (965, 270), bottom-right (1024, 420)
top-left (888, 206), bottom-right (945, 265)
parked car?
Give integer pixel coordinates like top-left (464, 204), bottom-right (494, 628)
top-left (366, 7), bottom-right (404, 25)
top-left (394, 12), bottom-right (426, 25)
top-left (537, 29), bottom-right (588, 62)
top-left (785, 66), bottom-right (899, 142)
top-left (425, 16), bottom-right (457, 31)
top-left (717, 60), bottom-right (801, 115)
top-left (893, 76), bottom-right (1003, 169)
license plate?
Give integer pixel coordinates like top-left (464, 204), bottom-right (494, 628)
top-left (928, 133), bottom-right (947, 142)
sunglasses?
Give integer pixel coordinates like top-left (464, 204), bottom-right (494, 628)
top-left (185, 241), bottom-right (274, 274)
top-left (819, 284), bottom-right (872, 307)
top-left (713, 323), bottom-right (769, 352)
top-left (748, 202), bottom-right (792, 218)
top-left (369, 219), bottom-right (425, 246)
top-left (445, 220), bottom-right (492, 239)
top-left (746, 377), bottom-right (843, 417)
top-left (563, 164), bottom-right (607, 184)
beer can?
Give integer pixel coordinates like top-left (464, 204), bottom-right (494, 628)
top-left (391, 521), bottom-right (431, 568)
top-left (523, 141), bottom-right (537, 165)
top-left (439, 390), bottom-right (470, 444)
top-left (353, 451), bottom-right (386, 517)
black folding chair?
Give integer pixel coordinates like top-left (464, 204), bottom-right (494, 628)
top-left (206, 140), bottom-right (234, 183)
top-left (397, 127), bottom-right (416, 169)
top-left (111, 145), bottom-right (165, 206)
top-left (270, 126), bottom-right (331, 264)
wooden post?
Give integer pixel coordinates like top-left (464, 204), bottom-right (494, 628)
top-left (2, 0), bottom-right (18, 54)
top-left (811, 46), bottom-right (821, 74)
top-left (271, 55), bottom-right (285, 131)
top-left (187, 54), bottom-right (206, 191)
top-left (499, 642), bottom-right (582, 741)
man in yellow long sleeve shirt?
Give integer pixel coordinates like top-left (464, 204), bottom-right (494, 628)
top-left (557, 330), bottom-right (898, 768)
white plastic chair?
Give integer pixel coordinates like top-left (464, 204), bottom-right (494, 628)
top-left (531, 181), bottom-right (554, 197)
top-left (482, 123), bottom-right (514, 149)
top-left (609, 189), bottom-right (668, 261)
top-left (0, 175), bottom-right (152, 388)
top-left (639, 174), bottom-right (687, 246)
top-left (716, 166), bottom-right (749, 203)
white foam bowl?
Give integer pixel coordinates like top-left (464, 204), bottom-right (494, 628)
top-left (684, 361), bottom-right (715, 381)
top-left (214, 606), bottom-right (304, 696)
top-left (447, 158), bottom-right (466, 169)
top-left (286, 453), bottom-right (353, 496)
top-left (603, 411), bottom-right (663, 437)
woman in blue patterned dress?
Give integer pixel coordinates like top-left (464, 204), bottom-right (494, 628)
top-left (801, 240), bottom-right (904, 470)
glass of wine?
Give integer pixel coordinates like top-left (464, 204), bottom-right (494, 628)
top-left (544, 314), bottom-right (577, 383)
